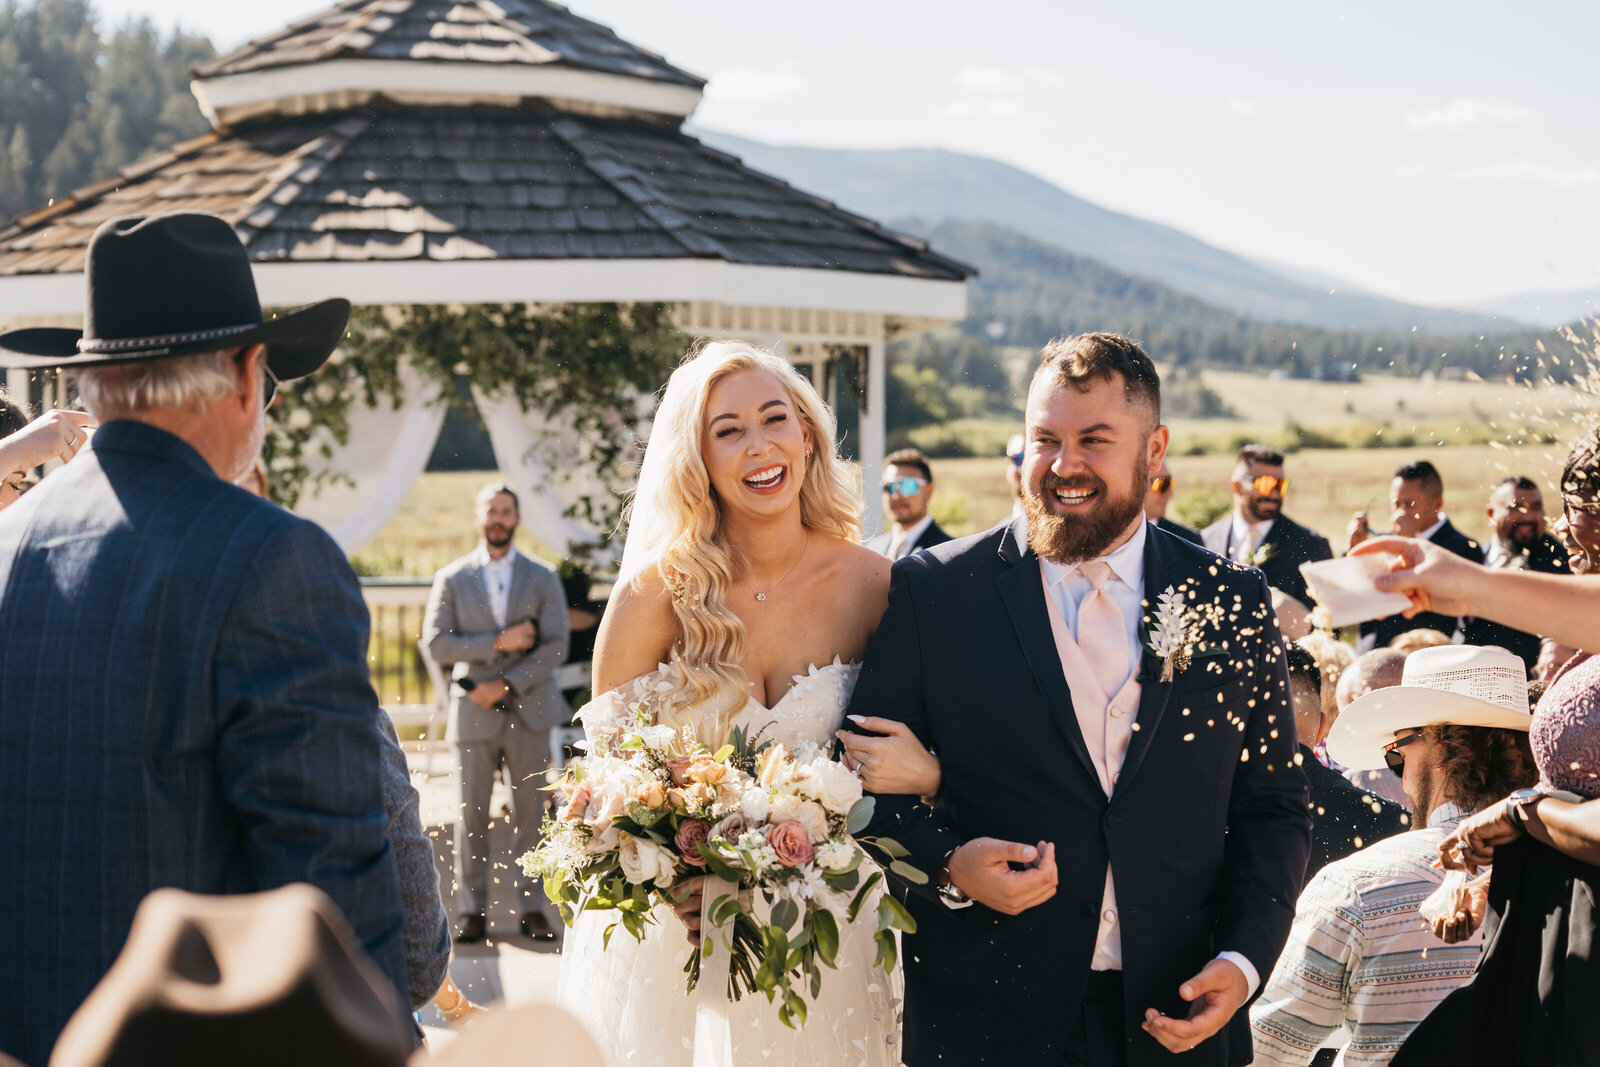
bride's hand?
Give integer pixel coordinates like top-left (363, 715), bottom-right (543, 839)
top-left (670, 875), bottom-right (706, 947)
top-left (837, 716), bottom-right (941, 798)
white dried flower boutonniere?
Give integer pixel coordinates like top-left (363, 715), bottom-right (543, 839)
top-left (1246, 541), bottom-right (1277, 567)
top-left (1140, 585), bottom-right (1227, 682)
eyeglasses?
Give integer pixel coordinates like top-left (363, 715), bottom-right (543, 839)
top-left (1150, 475), bottom-right (1173, 494)
top-left (1251, 475), bottom-right (1289, 497)
top-left (1010, 452), bottom-right (1024, 468)
top-left (236, 348), bottom-right (279, 409)
top-left (1383, 732), bottom-right (1419, 777)
top-left (882, 477), bottom-right (927, 498)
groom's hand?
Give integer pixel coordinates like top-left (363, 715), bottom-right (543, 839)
top-left (947, 838), bottom-right (1056, 915)
top-left (1141, 957), bottom-right (1249, 1053)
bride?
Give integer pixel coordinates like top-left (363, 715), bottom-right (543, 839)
top-left (556, 341), bottom-right (939, 1067)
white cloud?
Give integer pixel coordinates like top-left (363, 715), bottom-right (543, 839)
top-left (955, 66), bottom-right (1026, 95)
top-left (1456, 160), bottom-right (1600, 186)
top-left (704, 68), bottom-right (805, 103)
top-left (1404, 98), bottom-right (1535, 131)
top-left (939, 99), bottom-right (1022, 119)
top-left (1229, 98), bottom-right (1258, 118)
top-left (1395, 161), bottom-right (1427, 178)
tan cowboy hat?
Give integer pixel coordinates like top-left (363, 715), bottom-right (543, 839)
top-left (1325, 644), bottom-right (1532, 771)
top-left (49, 884), bottom-right (413, 1067)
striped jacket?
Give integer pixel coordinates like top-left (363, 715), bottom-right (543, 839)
top-left (1250, 804), bottom-right (1481, 1065)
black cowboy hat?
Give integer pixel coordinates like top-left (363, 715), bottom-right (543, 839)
top-left (0, 212), bottom-right (348, 380)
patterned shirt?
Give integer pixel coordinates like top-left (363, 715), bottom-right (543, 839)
top-left (1250, 803), bottom-right (1481, 1065)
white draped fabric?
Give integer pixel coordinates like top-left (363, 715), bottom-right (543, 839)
top-left (471, 383), bottom-right (602, 555)
top-left (292, 361), bottom-right (447, 553)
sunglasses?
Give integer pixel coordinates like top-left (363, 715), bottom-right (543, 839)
top-left (882, 476), bottom-right (927, 498)
top-left (1010, 452), bottom-right (1024, 468)
top-left (1383, 732), bottom-right (1419, 777)
top-left (1150, 475), bottom-right (1173, 494)
top-left (1251, 474), bottom-right (1289, 497)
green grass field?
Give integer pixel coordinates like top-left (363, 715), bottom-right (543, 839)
top-left (357, 370), bottom-right (1600, 576)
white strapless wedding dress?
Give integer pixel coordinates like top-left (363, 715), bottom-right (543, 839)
top-left (556, 660), bottom-right (903, 1067)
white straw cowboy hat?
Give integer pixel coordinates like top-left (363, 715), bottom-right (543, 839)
top-left (1326, 644), bottom-right (1533, 771)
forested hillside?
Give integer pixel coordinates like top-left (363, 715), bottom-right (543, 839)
top-left (0, 0), bottom-right (214, 222)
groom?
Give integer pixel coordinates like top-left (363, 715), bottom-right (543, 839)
top-left (849, 333), bottom-right (1310, 1065)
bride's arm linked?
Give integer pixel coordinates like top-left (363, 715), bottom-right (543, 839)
top-left (836, 716), bottom-right (941, 799)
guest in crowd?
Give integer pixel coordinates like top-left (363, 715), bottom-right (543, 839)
top-left (1337, 648), bottom-right (1413, 810)
top-left (0, 212), bottom-right (413, 1064)
top-left (1298, 629), bottom-right (1354, 733)
top-left (1285, 644), bottom-right (1409, 877)
top-left (0, 403), bottom-right (93, 508)
top-left (1357, 429), bottom-right (1600, 1065)
top-left (1202, 443), bottom-right (1331, 607)
top-left (1004, 432), bottom-right (1026, 520)
top-left (1389, 627), bottom-right (1450, 655)
top-left (1144, 456), bottom-right (1202, 543)
top-left (422, 482), bottom-right (570, 944)
top-left (866, 447), bottom-right (950, 559)
top-left (1349, 459), bottom-right (1482, 650)
top-left (1252, 645), bottom-right (1537, 1066)
top-left (1465, 475), bottom-right (1570, 673)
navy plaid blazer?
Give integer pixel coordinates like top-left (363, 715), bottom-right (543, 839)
top-left (0, 421), bottom-right (408, 1064)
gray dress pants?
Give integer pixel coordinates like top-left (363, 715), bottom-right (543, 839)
top-left (454, 715), bottom-right (549, 917)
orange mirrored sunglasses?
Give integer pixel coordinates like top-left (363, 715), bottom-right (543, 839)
top-left (1149, 475), bottom-right (1173, 493)
top-left (1251, 474), bottom-right (1289, 497)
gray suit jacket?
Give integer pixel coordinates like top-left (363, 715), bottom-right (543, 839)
top-left (422, 548), bottom-right (570, 742)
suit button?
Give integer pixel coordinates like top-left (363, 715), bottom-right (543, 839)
top-left (1106, 813), bottom-right (1124, 827)
top-left (1081, 902), bottom-right (1097, 920)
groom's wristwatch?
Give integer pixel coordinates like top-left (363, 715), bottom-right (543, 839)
top-left (937, 848), bottom-right (972, 908)
top-left (1505, 787), bottom-right (1544, 830)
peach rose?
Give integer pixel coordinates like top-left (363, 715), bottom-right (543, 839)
top-left (768, 821), bottom-right (814, 868)
top-left (674, 819), bottom-right (712, 867)
top-left (563, 786), bottom-right (591, 822)
top-left (634, 780), bottom-right (667, 810)
top-left (687, 757), bottom-right (727, 785)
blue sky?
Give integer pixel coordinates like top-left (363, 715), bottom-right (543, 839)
top-left (97, 0), bottom-right (1600, 309)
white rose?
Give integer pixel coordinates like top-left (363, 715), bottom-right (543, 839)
top-left (807, 759), bottom-right (864, 815)
top-left (287, 408), bottom-right (313, 431)
top-left (617, 835), bottom-right (676, 888)
top-left (740, 790), bottom-right (771, 822)
top-left (814, 841), bottom-right (855, 871)
top-left (314, 382), bottom-right (338, 403)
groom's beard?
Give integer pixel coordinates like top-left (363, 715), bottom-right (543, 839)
top-left (1025, 459), bottom-right (1148, 564)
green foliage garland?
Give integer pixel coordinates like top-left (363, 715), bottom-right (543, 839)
top-left (261, 301), bottom-right (685, 554)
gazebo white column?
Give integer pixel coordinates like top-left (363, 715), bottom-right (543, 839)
top-left (861, 335), bottom-right (887, 534)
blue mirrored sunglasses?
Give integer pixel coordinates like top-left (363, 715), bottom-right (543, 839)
top-left (882, 476), bottom-right (927, 498)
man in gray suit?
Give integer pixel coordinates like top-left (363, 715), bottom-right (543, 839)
top-left (423, 483), bottom-right (569, 942)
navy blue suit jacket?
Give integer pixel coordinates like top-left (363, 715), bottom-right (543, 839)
top-left (0, 422), bottom-right (408, 1064)
top-left (850, 519), bottom-right (1309, 1067)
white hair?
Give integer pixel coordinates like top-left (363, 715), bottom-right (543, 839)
top-left (75, 348), bottom-right (243, 419)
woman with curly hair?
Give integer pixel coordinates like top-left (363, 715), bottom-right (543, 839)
top-left (556, 341), bottom-right (930, 1066)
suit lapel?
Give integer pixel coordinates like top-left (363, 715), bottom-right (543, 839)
top-left (505, 552), bottom-right (533, 626)
top-left (1113, 524), bottom-right (1175, 800)
top-left (994, 519), bottom-right (1100, 784)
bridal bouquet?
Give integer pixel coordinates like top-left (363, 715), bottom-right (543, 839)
top-left (520, 702), bottom-right (921, 1028)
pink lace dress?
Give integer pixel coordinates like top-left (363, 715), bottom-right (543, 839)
top-left (1533, 651), bottom-right (1600, 797)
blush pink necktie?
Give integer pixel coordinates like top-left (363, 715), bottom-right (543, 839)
top-left (1077, 560), bottom-right (1130, 702)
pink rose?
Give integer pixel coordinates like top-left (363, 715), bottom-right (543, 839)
top-left (709, 813), bottom-right (749, 845)
top-left (674, 819), bottom-right (712, 867)
top-left (768, 821), bottom-right (814, 868)
top-left (664, 756), bottom-right (694, 787)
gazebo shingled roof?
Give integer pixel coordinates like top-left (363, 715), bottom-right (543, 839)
top-left (0, 109), bottom-right (970, 281)
top-left (194, 0), bottom-right (704, 87)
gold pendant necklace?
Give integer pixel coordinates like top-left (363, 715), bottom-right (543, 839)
top-left (746, 533), bottom-right (809, 602)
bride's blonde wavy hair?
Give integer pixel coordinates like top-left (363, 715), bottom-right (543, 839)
top-left (624, 341), bottom-right (861, 741)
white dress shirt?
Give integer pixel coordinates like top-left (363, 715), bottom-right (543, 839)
top-left (888, 514), bottom-right (936, 560)
top-left (478, 545), bottom-right (518, 629)
top-left (1231, 512), bottom-right (1276, 562)
top-left (1417, 514), bottom-right (1448, 542)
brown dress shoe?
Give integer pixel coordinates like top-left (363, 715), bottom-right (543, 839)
top-left (520, 911), bottom-right (556, 940)
top-left (454, 913), bottom-right (487, 944)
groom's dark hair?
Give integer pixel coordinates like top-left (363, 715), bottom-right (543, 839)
top-left (1033, 333), bottom-right (1161, 429)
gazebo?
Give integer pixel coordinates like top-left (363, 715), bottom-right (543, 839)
top-left (0, 0), bottom-right (971, 546)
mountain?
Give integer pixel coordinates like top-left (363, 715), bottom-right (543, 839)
top-left (1469, 288), bottom-right (1600, 329)
top-left (895, 217), bottom-right (1545, 380)
top-left (692, 129), bottom-right (1526, 335)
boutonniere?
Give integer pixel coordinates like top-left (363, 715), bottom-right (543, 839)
top-left (1139, 584), bottom-right (1228, 683)
top-left (1246, 541), bottom-right (1277, 567)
